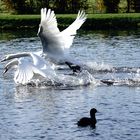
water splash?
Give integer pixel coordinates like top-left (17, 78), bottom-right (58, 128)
top-left (85, 61), bottom-right (113, 72)
top-left (27, 70), bottom-right (98, 88)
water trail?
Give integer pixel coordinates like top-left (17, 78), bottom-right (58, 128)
top-left (27, 70), bottom-right (98, 89)
top-left (100, 78), bottom-right (140, 86)
top-left (84, 61), bottom-right (140, 73)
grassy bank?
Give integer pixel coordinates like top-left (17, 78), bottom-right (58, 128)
top-left (0, 13), bottom-right (140, 30)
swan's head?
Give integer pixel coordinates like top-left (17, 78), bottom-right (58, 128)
top-left (1, 53), bottom-right (29, 62)
top-left (1, 55), bottom-right (13, 62)
top-left (3, 59), bottom-right (18, 74)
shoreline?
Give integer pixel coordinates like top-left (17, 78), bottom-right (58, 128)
top-left (0, 13), bottom-right (140, 30)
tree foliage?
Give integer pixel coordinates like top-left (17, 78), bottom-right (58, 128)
top-left (2, 0), bottom-right (51, 14)
top-left (2, 0), bottom-right (88, 14)
top-left (133, 0), bottom-right (140, 12)
top-left (103, 0), bottom-right (120, 13)
top-left (2, 0), bottom-right (140, 14)
top-left (126, 0), bottom-right (140, 13)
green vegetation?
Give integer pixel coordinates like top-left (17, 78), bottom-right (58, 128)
top-left (0, 13), bottom-right (140, 30)
top-left (103, 0), bottom-right (120, 13)
top-left (0, 15), bottom-right (40, 29)
top-left (87, 13), bottom-right (140, 29)
top-left (1, 0), bottom-right (140, 14)
top-left (1, 0), bottom-right (88, 14)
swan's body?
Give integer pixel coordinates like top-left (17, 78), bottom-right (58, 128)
top-left (3, 53), bottom-right (55, 84)
top-left (38, 8), bottom-right (86, 61)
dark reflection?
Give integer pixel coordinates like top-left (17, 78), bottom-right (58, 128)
top-left (0, 29), bottom-right (37, 40)
top-left (79, 29), bottom-right (140, 38)
top-left (0, 29), bottom-right (140, 41)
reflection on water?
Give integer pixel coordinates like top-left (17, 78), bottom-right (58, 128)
top-left (0, 29), bottom-right (140, 140)
top-left (0, 29), bottom-right (140, 40)
top-left (0, 29), bottom-right (37, 40)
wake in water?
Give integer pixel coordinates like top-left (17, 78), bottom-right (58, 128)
top-left (81, 61), bottom-right (140, 74)
top-left (101, 78), bottom-right (140, 86)
top-left (24, 61), bottom-right (140, 88)
top-left (85, 62), bottom-right (140, 87)
top-left (1, 54), bottom-right (140, 88)
top-left (1, 8), bottom-right (139, 88)
top-left (2, 55), bottom-right (140, 88)
top-left (26, 70), bottom-right (98, 89)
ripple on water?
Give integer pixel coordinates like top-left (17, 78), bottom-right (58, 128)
top-left (0, 30), bottom-right (140, 140)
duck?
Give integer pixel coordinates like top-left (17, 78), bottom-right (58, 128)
top-left (77, 108), bottom-right (97, 128)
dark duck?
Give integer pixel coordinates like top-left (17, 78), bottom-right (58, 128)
top-left (77, 108), bottom-right (97, 128)
top-left (65, 61), bottom-right (81, 74)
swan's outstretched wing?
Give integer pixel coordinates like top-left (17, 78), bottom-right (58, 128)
top-left (38, 8), bottom-right (64, 54)
top-left (61, 10), bottom-right (87, 49)
top-left (39, 8), bottom-right (60, 34)
top-left (30, 52), bottom-right (55, 72)
top-left (30, 53), bottom-right (47, 69)
top-left (14, 58), bottom-right (47, 85)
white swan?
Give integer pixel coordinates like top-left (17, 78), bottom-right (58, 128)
top-left (38, 8), bottom-right (86, 57)
top-left (1, 8), bottom-right (87, 84)
top-left (2, 52), bottom-right (56, 85)
top-left (2, 52), bottom-right (96, 87)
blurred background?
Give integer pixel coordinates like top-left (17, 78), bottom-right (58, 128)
top-left (0, 0), bottom-right (140, 14)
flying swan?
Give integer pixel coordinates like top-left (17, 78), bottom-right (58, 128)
top-left (38, 8), bottom-right (87, 57)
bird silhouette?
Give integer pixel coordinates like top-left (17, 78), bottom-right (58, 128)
top-left (77, 108), bottom-right (97, 128)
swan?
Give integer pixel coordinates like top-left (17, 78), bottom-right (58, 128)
top-left (38, 8), bottom-right (87, 62)
top-left (2, 52), bottom-right (56, 85)
top-left (2, 52), bottom-right (96, 87)
top-left (1, 8), bottom-right (87, 84)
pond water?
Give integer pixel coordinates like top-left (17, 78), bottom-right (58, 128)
top-left (0, 29), bottom-right (140, 140)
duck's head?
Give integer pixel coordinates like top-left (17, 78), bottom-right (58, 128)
top-left (90, 108), bottom-right (97, 118)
